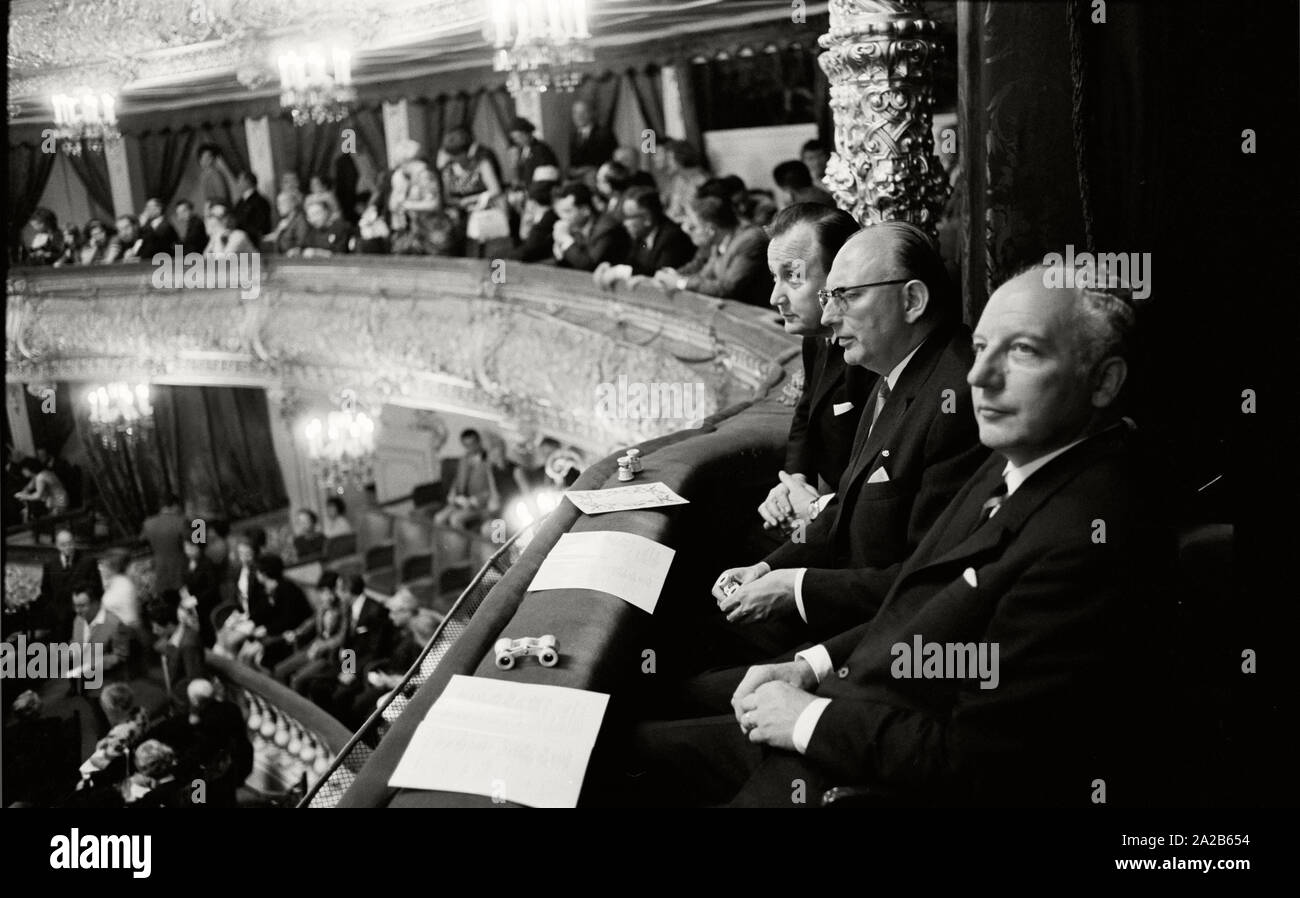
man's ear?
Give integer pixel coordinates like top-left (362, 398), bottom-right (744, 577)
top-left (901, 280), bottom-right (930, 324)
top-left (1091, 356), bottom-right (1128, 408)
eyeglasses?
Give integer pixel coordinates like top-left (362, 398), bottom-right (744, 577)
top-left (817, 278), bottom-right (912, 313)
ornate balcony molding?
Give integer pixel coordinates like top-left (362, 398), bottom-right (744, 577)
top-left (5, 259), bottom-right (798, 456)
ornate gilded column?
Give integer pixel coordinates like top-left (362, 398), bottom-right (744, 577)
top-left (818, 0), bottom-right (950, 236)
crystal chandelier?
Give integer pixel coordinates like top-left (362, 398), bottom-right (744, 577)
top-left (486, 0), bottom-right (593, 95)
top-left (277, 45), bottom-right (356, 126)
top-left (87, 383), bottom-right (153, 450)
top-left (50, 90), bottom-right (121, 155)
top-left (304, 396), bottom-right (376, 494)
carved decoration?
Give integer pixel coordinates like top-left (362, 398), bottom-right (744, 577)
top-left (819, 0), bottom-right (951, 237)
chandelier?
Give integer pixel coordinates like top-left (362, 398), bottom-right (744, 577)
top-left (50, 91), bottom-right (121, 155)
top-left (304, 396), bottom-right (376, 494)
top-left (487, 0), bottom-right (593, 95)
top-left (87, 383), bottom-right (153, 450)
top-left (277, 45), bottom-right (356, 126)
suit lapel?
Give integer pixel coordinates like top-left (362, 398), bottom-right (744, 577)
top-left (805, 339), bottom-right (842, 418)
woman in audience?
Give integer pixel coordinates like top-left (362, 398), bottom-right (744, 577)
top-left (321, 495), bottom-right (353, 537)
top-left (24, 207), bottom-right (63, 265)
top-left (662, 140), bottom-right (709, 224)
top-left (54, 223), bottom-right (82, 266)
top-left (391, 157), bottom-right (455, 255)
top-left (355, 191), bottom-right (391, 254)
top-left (307, 174), bottom-right (342, 222)
top-left (286, 196), bottom-right (356, 257)
top-left (270, 190), bottom-right (309, 254)
top-left (440, 127), bottom-right (510, 258)
top-left (203, 203), bottom-right (256, 256)
top-left (13, 457), bottom-right (69, 519)
top-left (181, 538), bottom-right (220, 648)
top-left (78, 219), bottom-right (111, 265)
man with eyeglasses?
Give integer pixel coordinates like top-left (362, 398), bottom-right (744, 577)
top-left (704, 221), bottom-right (986, 662)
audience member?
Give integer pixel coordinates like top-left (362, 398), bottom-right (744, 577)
top-left (313, 573), bottom-right (397, 718)
top-left (322, 496), bottom-right (353, 537)
top-left (568, 99), bottom-right (617, 179)
top-left (654, 195), bottom-right (773, 306)
top-left (54, 222), bottom-right (82, 266)
top-left (35, 529), bottom-right (99, 640)
top-left (595, 161), bottom-right (632, 216)
top-left (619, 185), bottom-right (696, 276)
top-left (103, 215), bottom-right (145, 263)
top-left (553, 181), bottom-right (630, 271)
top-left (78, 218), bottom-right (112, 265)
top-left (138, 197), bottom-right (179, 257)
top-left (148, 591), bottom-right (205, 706)
top-left (203, 202), bottom-right (256, 256)
top-left (801, 139), bottom-right (832, 191)
top-left (70, 584), bottom-right (130, 691)
top-left (246, 554), bottom-right (312, 669)
top-left (773, 159), bottom-right (836, 208)
top-left (140, 493), bottom-right (187, 591)
top-left (509, 173), bottom-right (561, 262)
top-left (440, 127), bottom-right (509, 258)
top-left (232, 170), bottom-right (273, 246)
top-left (124, 739), bottom-right (188, 807)
top-left (197, 143), bottom-right (234, 209)
top-left (270, 190), bottom-right (309, 253)
top-left (181, 538), bottom-right (220, 648)
top-left (507, 117), bottom-right (560, 189)
top-left (663, 140), bottom-right (710, 224)
top-left (273, 570), bottom-right (346, 694)
top-left (173, 199), bottom-right (208, 257)
top-left (288, 196), bottom-right (356, 257)
top-left (433, 429), bottom-right (498, 530)
top-left (346, 594), bottom-right (437, 728)
top-left (24, 208), bottom-right (62, 265)
top-left (14, 456), bottom-right (68, 519)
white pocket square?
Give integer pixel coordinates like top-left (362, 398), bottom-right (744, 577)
top-left (832, 401), bottom-right (855, 416)
top-left (962, 567), bottom-right (978, 588)
top-left (867, 467), bottom-right (890, 484)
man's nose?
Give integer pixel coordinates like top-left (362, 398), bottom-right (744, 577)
top-left (820, 302), bottom-right (839, 329)
top-left (967, 350), bottom-right (1001, 390)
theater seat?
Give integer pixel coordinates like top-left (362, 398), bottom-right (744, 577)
top-left (363, 544), bottom-right (398, 595)
top-left (359, 510), bottom-right (395, 553)
top-left (293, 533), bottom-right (325, 564)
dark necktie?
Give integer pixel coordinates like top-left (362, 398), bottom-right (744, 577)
top-left (978, 478), bottom-right (1010, 527)
top-left (867, 379), bottom-right (891, 439)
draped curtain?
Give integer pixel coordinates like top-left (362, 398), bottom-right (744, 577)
top-left (63, 142), bottom-right (116, 220)
top-left (197, 120), bottom-right (250, 175)
top-left (270, 114), bottom-right (344, 189)
top-left (7, 142), bottom-right (57, 249)
top-left (626, 66), bottom-right (665, 137)
top-left (137, 127), bottom-right (197, 206)
top-left (74, 385), bottom-right (288, 537)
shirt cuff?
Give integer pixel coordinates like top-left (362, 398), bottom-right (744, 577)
top-left (792, 698), bottom-right (832, 754)
top-left (794, 645), bottom-right (834, 683)
top-left (793, 567), bottom-right (809, 623)
top-left (555, 235), bottom-right (575, 254)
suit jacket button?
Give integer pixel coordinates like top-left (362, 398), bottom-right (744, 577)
top-left (837, 666), bottom-right (850, 679)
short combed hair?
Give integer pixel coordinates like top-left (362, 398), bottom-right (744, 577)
top-left (255, 554), bottom-right (285, 582)
top-left (1002, 262), bottom-right (1141, 374)
top-left (599, 161), bottom-right (632, 193)
top-left (766, 203), bottom-right (859, 272)
top-left (689, 195), bottom-right (739, 231)
top-left (441, 127), bottom-right (473, 156)
top-left (624, 185), bottom-right (665, 220)
top-left (866, 220), bottom-right (955, 321)
top-left (801, 139), bottom-right (828, 156)
top-left (316, 569), bottom-right (340, 591)
top-left (555, 182), bottom-right (595, 209)
top-left (773, 160), bottom-right (814, 191)
top-left (340, 573), bottom-right (366, 597)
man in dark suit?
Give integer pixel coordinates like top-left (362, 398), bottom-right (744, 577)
top-left (140, 493), bottom-right (187, 592)
top-left (181, 539), bottom-right (220, 647)
top-left (36, 529), bottom-right (100, 641)
top-left (313, 573), bottom-right (395, 716)
top-left (247, 554), bottom-right (312, 669)
top-left (632, 264), bottom-right (1173, 806)
top-left (137, 197), bottom-right (179, 258)
top-left (232, 170), bottom-right (273, 247)
top-left (708, 222), bottom-right (987, 656)
top-left (509, 179), bottom-right (561, 263)
top-left (173, 199), bottom-right (207, 257)
top-left (147, 591), bottom-right (205, 707)
top-left (756, 204), bottom-right (872, 533)
top-left (507, 117), bottom-right (559, 189)
top-left (567, 100), bottom-right (617, 179)
top-left (552, 182), bottom-right (630, 271)
top-left (620, 186), bottom-right (696, 276)
top-left (655, 196), bottom-right (773, 307)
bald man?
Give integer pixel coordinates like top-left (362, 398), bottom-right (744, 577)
top-left (634, 264), bottom-right (1174, 806)
top-left (706, 222), bottom-right (987, 660)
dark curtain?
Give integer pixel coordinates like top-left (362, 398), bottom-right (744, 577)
top-left (577, 72), bottom-right (623, 132)
top-left (627, 66), bottom-right (666, 137)
top-left (7, 142), bottom-right (58, 249)
top-left (74, 385), bottom-right (287, 537)
top-left (422, 92), bottom-right (482, 157)
top-left (271, 114), bottom-right (344, 187)
top-left (137, 127), bottom-right (198, 206)
top-left (63, 142), bottom-right (117, 219)
top-left (347, 104), bottom-right (388, 169)
top-left (197, 120), bottom-right (250, 175)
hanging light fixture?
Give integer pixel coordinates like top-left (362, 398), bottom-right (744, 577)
top-left (277, 44), bottom-right (356, 127)
top-left (486, 0), bottom-right (593, 96)
top-left (304, 393), bottom-right (376, 494)
top-left (50, 89), bottom-right (121, 155)
top-left (87, 382), bottom-right (153, 450)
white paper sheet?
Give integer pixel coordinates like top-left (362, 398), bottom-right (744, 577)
top-left (388, 675), bottom-right (610, 808)
top-left (527, 530), bottom-right (675, 613)
top-left (564, 482), bottom-right (690, 515)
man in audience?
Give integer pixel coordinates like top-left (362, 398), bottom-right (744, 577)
top-left (434, 429), bottom-right (498, 530)
top-left (36, 528), bottom-right (99, 641)
top-left (631, 264), bottom-right (1172, 807)
top-left (173, 199), bottom-right (207, 257)
top-left (274, 570), bottom-right (346, 695)
top-left (203, 202), bottom-right (257, 256)
top-left (773, 160), bottom-right (836, 209)
top-left (147, 591), bottom-right (205, 707)
top-left (140, 493), bottom-right (187, 592)
top-left (758, 204), bottom-right (871, 537)
top-left (314, 573), bottom-right (396, 717)
top-left (701, 222), bottom-right (986, 662)
top-left (620, 186), bottom-right (696, 276)
top-left (147, 678), bottom-right (252, 807)
top-left (507, 117), bottom-right (560, 189)
top-left (568, 99), bottom-right (617, 180)
top-left (247, 554), bottom-right (313, 669)
top-left (654, 196), bottom-right (773, 306)
top-left (288, 196), bottom-right (357, 257)
top-left (552, 181), bottom-right (630, 271)
top-left (663, 140), bottom-right (710, 224)
top-left (137, 197), bottom-right (179, 258)
top-left (594, 160), bottom-right (632, 216)
top-left (345, 590), bottom-right (432, 728)
top-left (232, 169), bottom-right (273, 247)
top-left (801, 139), bottom-right (832, 192)
top-left (70, 584), bottom-right (130, 692)
top-left (181, 537), bottom-right (220, 648)
top-left (103, 215), bottom-right (144, 263)
top-left (510, 175), bottom-right (561, 263)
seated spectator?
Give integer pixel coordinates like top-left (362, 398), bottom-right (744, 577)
top-left (70, 584), bottom-right (131, 690)
top-left (356, 196), bottom-right (391, 255)
top-left (232, 169), bottom-right (273, 246)
top-left (595, 160), bottom-right (633, 216)
top-left (245, 554), bottom-right (312, 669)
top-left (148, 591), bottom-right (205, 707)
top-left (513, 436), bottom-right (562, 496)
top-left (103, 214), bottom-right (145, 263)
top-left (552, 181), bottom-right (630, 271)
top-left (203, 202), bottom-right (257, 256)
top-left (269, 190), bottom-right (309, 254)
top-left (138, 197), bottom-right (179, 258)
top-left (653, 195), bottom-right (774, 306)
top-left (14, 456), bottom-right (69, 518)
top-left (773, 159), bottom-right (836, 208)
top-left (292, 507), bottom-right (326, 560)
top-left (99, 682), bottom-right (145, 732)
top-left (307, 174), bottom-right (343, 223)
top-left (67, 718), bottom-right (143, 807)
top-left (273, 570), bottom-right (346, 695)
top-left (801, 138), bottom-right (832, 191)
top-left (346, 594), bottom-right (437, 728)
top-left (440, 127), bottom-right (509, 258)
top-left (390, 156), bottom-right (456, 256)
top-left (662, 140), bottom-right (710, 224)
top-left (619, 185), bottom-right (696, 277)
top-left (25, 207), bottom-right (63, 265)
top-left (312, 573), bottom-right (397, 719)
top-left (433, 429), bottom-right (499, 530)
top-left (54, 222), bottom-right (82, 267)
top-left (176, 678), bottom-right (252, 807)
top-left (172, 199), bottom-right (207, 257)
top-left (79, 218), bottom-right (112, 265)
top-left (737, 189), bottom-right (779, 228)
top-left (211, 602), bottom-right (255, 661)
top-left (287, 196), bottom-right (356, 257)
top-left (181, 538), bottom-right (220, 648)
top-left (123, 740), bottom-right (188, 807)
top-left (509, 171), bottom-right (561, 262)
top-left (322, 495), bottom-right (353, 537)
